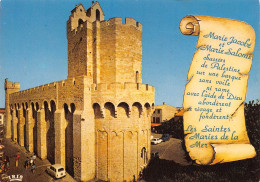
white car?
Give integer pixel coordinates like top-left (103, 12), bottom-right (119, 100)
top-left (151, 138), bottom-right (162, 145)
top-left (47, 164), bottom-right (66, 179)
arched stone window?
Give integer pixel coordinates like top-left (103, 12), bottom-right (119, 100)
top-left (117, 102), bottom-right (129, 118)
top-left (132, 102), bottom-right (142, 118)
top-left (144, 103), bottom-right (151, 116)
top-left (93, 103), bottom-right (102, 119)
top-left (104, 102), bottom-right (115, 118)
top-left (78, 19), bottom-right (84, 27)
top-left (50, 100), bottom-right (56, 113)
top-left (64, 103), bottom-right (69, 114)
top-left (136, 71), bottom-right (139, 83)
top-left (96, 9), bottom-right (100, 21)
top-left (70, 103), bottom-right (76, 113)
top-left (35, 102), bottom-right (39, 111)
top-left (141, 147), bottom-right (147, 164)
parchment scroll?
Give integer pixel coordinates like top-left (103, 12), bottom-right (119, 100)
top-left (179, 15), bottom-right (256, 165)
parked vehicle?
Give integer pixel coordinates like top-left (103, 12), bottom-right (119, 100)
top-left (151, 138), bottom-right (162, 145)
top-left (47, 164), bottom-right (66, 179)
top-left (160, 134), bottom-right (170, 142)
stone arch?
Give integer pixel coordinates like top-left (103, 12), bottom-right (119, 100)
top-left (64, 103), bottom-right (69, 113)
top-left (44, 101), bottom-right (49, 111)
top-left (78, 18), bottom-right (84, 27)
top-left (31, 102), bottom-right (37, 154)
top-left (50, 100), bottom-right (56, 113)
top-left (132, 102), bottom-right (142, 118)
top-left (86, 8), bottom-right (91, 17)
top-left (45, 100), bottom-right (55, 164)
top-left (64, 103), bottom-right (74, 176)
top-left (93, 103), bottom-right (102, 119)
top-left (15, 104), bottom-right (19, 116)
top-left (144, 103), bottom-right (151, 117)
top-left (17, 103), bottom-right (22, 144)
top-left (139, 130), bottom-right (149, 169)
top-left (10, 105), bottom-right (14, 140)
top-left (40, 100), bottom-right (47, 110)
top-left (96, 9), bottom-right (100, 21)
top-left (21, 102), bottom-right (26, 147)
top-left (104, 102), bottom-right (115, 118)
top-left (22, 103), bottom-right (26, 118)
top-left (31, 102), bottom-right (35, 112)
top-left (70, 103), bottom-right (76, 113)
top-left (141, 147), bottom-right (147, 165)
top-left (144, 103), bottom-right (151, 109)
top-left (35, 102), bottom-right (39, 111)
top-left (117, 102), bottom-right (129, 118)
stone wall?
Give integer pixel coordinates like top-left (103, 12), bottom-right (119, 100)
top-left (5, 2), bottom-right (155, 182)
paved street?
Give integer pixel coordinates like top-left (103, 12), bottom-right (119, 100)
top-left (1, 137), bottom-right (76, 182)
top-left (0, 130), bottom-right (190, 182)
top-left (151, 133), bottom-right (192, 166)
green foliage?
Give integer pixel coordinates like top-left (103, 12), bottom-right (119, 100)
top-left (144, 100), bottom-right (260, 182)
top-left (156, 117), bottom-right (184, 139)
top-left (245, 99), bottom-right (260, 153)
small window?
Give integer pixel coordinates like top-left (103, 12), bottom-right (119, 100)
top-left (96, 9), bottom-right (100, 21)
top-left (58, 168), bottom-right (64, 172)
top-left (0, 115), bottom-right (2, 119)
top-left (136, 71), bottom-right (139, 83)
top-left (153, 117), bottom-right (155, 123)
top-left (156, 117), bottom-right (160, 123)
top-left (78, 19), bottom-right (84, 27)
top-left (157, 109), bottom-right (160, 114)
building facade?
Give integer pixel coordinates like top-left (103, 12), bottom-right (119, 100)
top-left (0, 109), bottom-right (5, 126)
top-left (151, 102), bottom-right (177, 124)
top-left (4, 2), bottom-right (154, 181)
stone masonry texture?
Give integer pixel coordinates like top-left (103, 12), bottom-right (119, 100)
top-left (4, 1), bottom-right (155, 182)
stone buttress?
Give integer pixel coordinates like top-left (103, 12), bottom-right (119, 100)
top-left (5, 2), bottom-right (155, 182)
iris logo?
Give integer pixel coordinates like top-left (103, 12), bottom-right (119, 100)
top-left (8, 174), bottom-right (23, 181)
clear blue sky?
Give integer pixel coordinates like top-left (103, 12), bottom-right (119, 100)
top-left (0, 0), bottom-right (259, 108)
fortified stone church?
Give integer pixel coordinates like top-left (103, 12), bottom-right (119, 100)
top-left (5, 1), bottom-right (154, 181)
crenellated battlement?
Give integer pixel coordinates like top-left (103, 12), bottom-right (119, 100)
top-left (68, 19), bottom-right (94, 35)
top-left (100, 17), bottom-right (142, 31)
top-left (68, 16), bottom-right (142, 36)
top-left (5, 79), bottom-right (20, 90)
top-left (67, 1), bottom-right (104, 33)
top-left (9, 76), bottom-right (85, 98)
top-left (5, 2), bottom-right (154, 181)
top-left (91, 82), bottom-right (154, 93)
